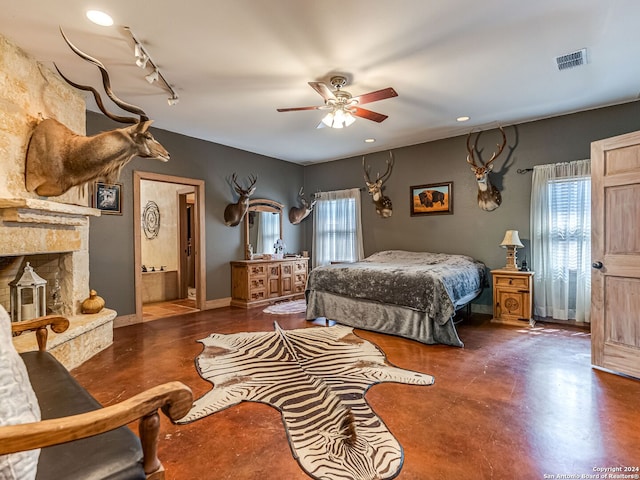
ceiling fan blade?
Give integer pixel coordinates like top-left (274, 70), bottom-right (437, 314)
top-left (352, 87), bottom-right (398, 105)
top-left (308, 82), bottom-right (336, 101)
top-left (351, 107), bottom-right (389, 123)
top-left (277, 106), bottom-right (324, 112)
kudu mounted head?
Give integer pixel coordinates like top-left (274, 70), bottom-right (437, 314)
top-left (25, 28), bottom-right (170, 197)
top-left (288, 187), bottom-right (317, 225)
top-left (363, 152), bottom-right (394, 218)
top-left (224, 173), bottom-right (258, 227)
top-left (466, 126), bottom-right (507, 212)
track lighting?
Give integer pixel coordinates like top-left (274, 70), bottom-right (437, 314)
top-left (134, 44), bottom-right (149, 68)
top-left (124, 26), bottom-right (179, 106)
top-left (145, 69), bottom-right (159, 84)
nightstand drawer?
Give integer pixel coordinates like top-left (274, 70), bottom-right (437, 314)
top-left (494, 276), bottom-right (529, 288)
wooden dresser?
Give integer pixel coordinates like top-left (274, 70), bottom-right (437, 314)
top-left (491, 269), bottom-right (535, 327)
top-left (230, 257), bottom-right (309, 308)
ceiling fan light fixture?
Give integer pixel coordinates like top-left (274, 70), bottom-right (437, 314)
top-left (322, 107), bottom-right (355, 129)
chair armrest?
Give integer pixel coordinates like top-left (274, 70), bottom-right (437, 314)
top-left (0, 381), bottom-right (193, 477)
top-left (11, 315), bottom-right (69, 351)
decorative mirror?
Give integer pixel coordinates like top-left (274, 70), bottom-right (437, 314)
top-left (244, 198), bottom-right (284, 259)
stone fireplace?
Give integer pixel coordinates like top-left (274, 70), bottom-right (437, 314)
top-left (1, 33), bottom-right (115, 369)
top-left (0, 198), bottom-right (116, 369)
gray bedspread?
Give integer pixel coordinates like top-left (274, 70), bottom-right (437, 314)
top-left (305, 250), bottom-right (487, 346)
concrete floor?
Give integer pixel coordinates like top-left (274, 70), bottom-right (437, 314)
top-left (71, 308), bottom-right (640, 480)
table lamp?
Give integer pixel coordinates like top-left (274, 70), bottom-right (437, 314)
top-left (500, 230), bottom-right (524, 270)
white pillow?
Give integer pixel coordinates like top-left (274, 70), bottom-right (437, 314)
top-left (0, 305), bottom-right (41, 480)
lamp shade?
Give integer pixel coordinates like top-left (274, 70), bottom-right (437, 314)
top-left (500, 230), bottom-right (524, 248)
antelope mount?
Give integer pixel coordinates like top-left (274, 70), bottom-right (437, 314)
top-left (25, 28), bottom-right (169, 197)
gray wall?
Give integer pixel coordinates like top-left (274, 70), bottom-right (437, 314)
top-left (87, 111), bottom-right (305, 315)
top-left (302, 101), bottom-right (640, 305)
top-left (88, 101), bottom-right (640, 314)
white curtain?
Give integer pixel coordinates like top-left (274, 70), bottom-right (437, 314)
top-left (530, 159), bottom-right (591, 322)
top-left (256, 211), bottom-right (280, 254)
top-left (312, 188), bottom-right (364, 268)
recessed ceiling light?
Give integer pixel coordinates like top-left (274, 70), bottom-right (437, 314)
top-left (364, 138), bottom-right (376, 143)
top-left (86, 10), bottom-right (114, 27)
top-left (456, 116), bottom-right (470, 122)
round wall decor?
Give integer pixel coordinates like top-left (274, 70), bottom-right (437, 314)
top-left (142, 201), bottom-right (161, 239)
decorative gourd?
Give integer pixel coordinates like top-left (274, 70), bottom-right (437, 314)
top-left (81, 289), bottom-right (105, 314)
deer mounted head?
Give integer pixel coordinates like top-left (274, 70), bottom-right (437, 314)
top-left (288, 187), bottom-right (317, 225)
top-left (363, 152), bottom-right (394, 218)
top-left (25, 28), bottom-right (170, 197)
top-left (466, 126), bottom-right (507, 212)
top-left (224, 173), bottom-right (258, 227)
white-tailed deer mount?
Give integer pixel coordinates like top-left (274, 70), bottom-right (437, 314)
top-left (288, 187), bottom-right (317, 225)
top-left (363, 152), bottom-right (394, 218)
top-left (224, 173), bottom-right (258, 227)
top-left (466, 127), bottom-right (507, 212)
top-left (25, 28), bottom-right (170, 197)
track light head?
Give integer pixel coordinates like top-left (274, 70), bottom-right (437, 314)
top-left (145, 69), bottom-right (159, 83)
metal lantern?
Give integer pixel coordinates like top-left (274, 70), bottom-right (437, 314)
top-left (10, 262), bottom-right (47, 322)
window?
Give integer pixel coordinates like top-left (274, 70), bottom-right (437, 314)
top-left (312, 188), bottom-right (364, 267)
top-left (530, 160), bottom-right (591, 322)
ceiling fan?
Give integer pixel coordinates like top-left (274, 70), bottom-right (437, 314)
top-left (277, 76), bottom-right (398, 129)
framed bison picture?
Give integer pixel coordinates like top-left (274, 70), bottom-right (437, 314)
top-left (410, 181), bottom-right (453, 216)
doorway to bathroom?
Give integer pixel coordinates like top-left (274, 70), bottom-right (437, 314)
top-left (133, 171), bottom-right (206, 322)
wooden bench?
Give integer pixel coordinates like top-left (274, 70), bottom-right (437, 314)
top-left (0, 312), bottom-right (193, 480)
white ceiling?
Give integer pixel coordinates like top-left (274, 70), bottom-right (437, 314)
top-left (2, 1), bottom-right (640, 164)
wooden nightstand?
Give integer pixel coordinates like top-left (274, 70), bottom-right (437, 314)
top-left (491, 269), bottom-right (534, 327)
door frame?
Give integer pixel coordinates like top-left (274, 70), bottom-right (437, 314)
top-left (133, 171), bottom-right (206, 321)
top-left (178, 188), bottom-right (195, 299)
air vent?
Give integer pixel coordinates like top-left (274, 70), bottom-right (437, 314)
top-left (555, 48), bottom-right (588, 71)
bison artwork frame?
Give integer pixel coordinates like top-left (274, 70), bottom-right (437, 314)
top-left (410, 181), bottom-right (453, 216)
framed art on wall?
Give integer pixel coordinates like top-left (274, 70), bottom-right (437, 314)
top-left (93, 181), bottom-right (122, 215)
top-left (410, 181), bottom-right (453, 216)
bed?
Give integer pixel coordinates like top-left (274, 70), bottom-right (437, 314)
top-left (305, 250), bottom-right (487, 347)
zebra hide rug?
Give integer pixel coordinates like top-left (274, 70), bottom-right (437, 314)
top-left (178, 322), bottom-right (434, 480)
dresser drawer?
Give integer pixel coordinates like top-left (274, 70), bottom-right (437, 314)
top-left (249, 290), bottom-right (267, 302)
top-left (249, 265), bottom-right (267, 276)
top-left (250, 277), bottom-right (266, 290)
